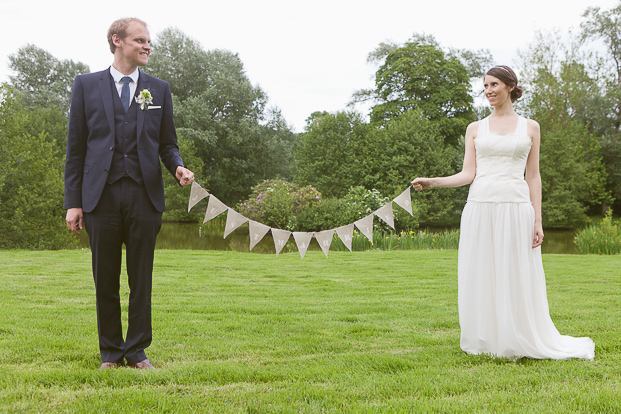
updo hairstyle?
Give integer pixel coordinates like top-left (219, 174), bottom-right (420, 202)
top-left (485, 65), bottom-right (523, 103)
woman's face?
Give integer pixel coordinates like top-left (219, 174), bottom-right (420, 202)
top-left (483, 75), bottom-right (513, 106)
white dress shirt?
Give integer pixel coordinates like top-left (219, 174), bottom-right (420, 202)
top-left (110, 66), bottom-right (140, 104)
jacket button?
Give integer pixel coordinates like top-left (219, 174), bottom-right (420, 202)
top-left (109, 147), bottom-right (113, 151)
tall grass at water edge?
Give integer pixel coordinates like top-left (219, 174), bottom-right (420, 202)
top-left (574, 210), bottom-right (621, 255)
top-left (332, 229), bottom-right (461, 252)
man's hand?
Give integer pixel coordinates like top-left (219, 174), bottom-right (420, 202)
top-left (66, 208), bottom-right (84, 235)
top-left (176, 166), bottom-right (195, 187)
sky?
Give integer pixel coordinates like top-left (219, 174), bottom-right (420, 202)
top-left (0, 0), bottom-right (618, 132)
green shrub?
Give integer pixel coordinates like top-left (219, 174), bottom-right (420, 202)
top-left (574, 209), bottom-right (621, 255)
top-left (296, 198), bottom-right (351, 231)
top-left (237, 179), bottom-right (321, 230)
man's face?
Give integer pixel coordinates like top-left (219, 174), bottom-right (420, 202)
top-left (114, 22), bottom-right (151, 68)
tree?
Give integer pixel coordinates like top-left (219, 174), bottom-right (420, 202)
top-left (0, 86), bottom-right (75, 249)
top-left (352, 40), bottom-right (475, 146)
top-left (519, 30), bottom-right (611, 223)
top-left (581, 3), bottom-right (621, 210)
top-left (357, 110), bottom-right (463, 225)
top-left (293, 111), bottom-right (365, 199)
top-left (144, 28), bottom-right (295, 206)
top-left (581, 3), bottom-right (621, 132)
top-left (8, 44), bottom-right (90, 113)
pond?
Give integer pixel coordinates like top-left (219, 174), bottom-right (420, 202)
top-left (78, 220), bottom-right (579, 255)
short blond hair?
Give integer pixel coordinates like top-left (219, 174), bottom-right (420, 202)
top-left (107, 17), bottom-right (148, 54)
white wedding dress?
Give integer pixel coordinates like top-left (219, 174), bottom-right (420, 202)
top-left (458, 116), bottom-right (595, 360)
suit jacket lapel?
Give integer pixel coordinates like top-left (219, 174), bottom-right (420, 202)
top-left (98, 69), bottom-right (115, 138)
top-left (136, 71), bottom-right (149, 141)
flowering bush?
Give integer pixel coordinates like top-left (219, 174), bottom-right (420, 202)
top-left (237, 179), bottom-right (321, 230)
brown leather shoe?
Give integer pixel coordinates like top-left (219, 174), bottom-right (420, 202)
top-left (128, 359), bottom-right (156, 370)
top-left (99, 362), bottom-right (121, 369)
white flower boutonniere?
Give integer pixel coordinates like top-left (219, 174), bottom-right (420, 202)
top-left (135, 89), bottom-right (153, 111)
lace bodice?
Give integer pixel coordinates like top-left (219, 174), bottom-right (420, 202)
top-left (467, 116), bottom-right (532, 203)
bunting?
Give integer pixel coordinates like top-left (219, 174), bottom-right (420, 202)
top-left (224, 209), bottom-right (248, 238)
top-left (188, 182), bottom-right (416, 259)
top-left (315, 230), bottom-right (334, 258)
top-left (272, 229), bottom-right (292, 257)
top-left (203, 194), bottom-right (227, 223)
top-left (292, 232), bottom-right (313, 259)
top-left (374, 203), bottom-right (395, 229)
top-left (249, 220), bottom-right (270, 251)
top-left (188, 181), bottom-right (210, 212)
top-left (335, 224), bottom-right (354, 252)
top-left (393, 187), bottom-right (413, 216)
top-left (354, 214), bottom-right (375, 244)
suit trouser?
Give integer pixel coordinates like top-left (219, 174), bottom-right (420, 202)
top-left (84, 177), bottom-right (162, 364)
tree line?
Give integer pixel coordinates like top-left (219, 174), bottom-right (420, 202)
top-left (1, 3), bottom-right (620, 249)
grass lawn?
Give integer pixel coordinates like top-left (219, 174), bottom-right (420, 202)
top-left (0, 249), bottom-right (619, 413)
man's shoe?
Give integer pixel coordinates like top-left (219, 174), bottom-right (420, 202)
top-left (99, 362), bottom-right (121, 369)
top-left (128, 359), bottom-right (156, 370)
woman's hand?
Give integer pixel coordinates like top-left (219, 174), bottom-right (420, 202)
top-left (411, 177), bottom-right (432, 192)
top-left (533, 222), bottom-right (544, 248)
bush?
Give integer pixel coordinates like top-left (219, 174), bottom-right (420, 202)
top-left (296, 198), bottom-right (351, 231)
top-left (237, 179), bottom-right (321, 230)
top-left (574, 209), bottom-right (621, 255)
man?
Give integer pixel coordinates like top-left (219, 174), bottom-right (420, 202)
top-left (64, 17), bottom-right (194, 370)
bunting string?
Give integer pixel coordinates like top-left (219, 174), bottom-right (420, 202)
top-left (188, 181), bottom-right (414, 259)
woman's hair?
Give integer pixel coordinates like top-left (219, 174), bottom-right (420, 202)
top-left (485, 65), bottom-right (523, 103)
top-left (107, 17), bottom-right (148, 54)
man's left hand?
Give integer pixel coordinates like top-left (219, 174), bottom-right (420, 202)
top-left (176, 166), bottom-right (195, 187)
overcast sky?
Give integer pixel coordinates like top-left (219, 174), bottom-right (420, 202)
top-left (0, 0), bottom-right (618, 132)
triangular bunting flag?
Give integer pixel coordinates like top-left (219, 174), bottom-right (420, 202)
top-left (249, 221), bottom-right (270, 251)
top-left (393, 187), bottom-right (413, 216)
top-left (354, 214), bottom-right (374, 244)
top-left (315, 230), bottom-right (334, 258)
top-left (374, 203), bottom-right (395, 229)
top-left (335, 224), bottom-right (354, 252)
top-left (272, 229), bottom-right (291, 257)
top-left (292, 232), bottom-right (313, 259)
top-left (188, 182), bottom-right (209, 212)
top-left (203, 195), bottom-right (227, 223)
top-left (224, 209), bottom-right (249, 238)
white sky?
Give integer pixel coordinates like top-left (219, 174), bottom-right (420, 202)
top-left (0, 0), bottom-right (618, 132)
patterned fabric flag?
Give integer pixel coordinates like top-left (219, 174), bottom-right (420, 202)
top-left (203, 195), bottom-right (227, 223)
top-left (374, 203), bottom-right (395, 229)
top-left (224, 209), bottom-right (249, 238)
top-left (272, 229), bottom-right (292, 257)
top-left (354, 214), bottom-right (374, 244)
top-left (292, 232), bottom-right (313, 259)
top-left (249, 221), bottom-right (270, 250)
top-left (315, 230), bottom-right (335, 258)
top-left (188, 182), bottom-right (209, 212)
top-left (335, 224), bottom-right (354, 252)
top-left (393, 187), bottom-right (413, 216)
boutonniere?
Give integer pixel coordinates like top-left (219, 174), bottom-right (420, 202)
top-left (135, 89), bottom-right (153, 111)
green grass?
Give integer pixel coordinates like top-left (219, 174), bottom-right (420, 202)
top-left (0, 249), bottom-right (619, 413)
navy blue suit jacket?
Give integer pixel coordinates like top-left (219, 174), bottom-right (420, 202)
top-left (64, 68), bottom-right (183, 213)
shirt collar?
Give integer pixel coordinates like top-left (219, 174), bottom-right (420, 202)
top-left (109, 65), bottom-right (140, 84)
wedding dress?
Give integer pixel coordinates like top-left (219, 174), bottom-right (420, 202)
top-left (457, 116), bottom-right (595, 360)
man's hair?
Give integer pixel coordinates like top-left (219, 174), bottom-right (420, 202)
top-left (107, 17), bottom-right (148, 54)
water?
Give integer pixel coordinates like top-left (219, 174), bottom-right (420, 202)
top-left (78, 220), bottom-right (579, 254)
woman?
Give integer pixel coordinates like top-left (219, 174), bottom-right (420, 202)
top-left (412, 65), bottom-right (594, 360)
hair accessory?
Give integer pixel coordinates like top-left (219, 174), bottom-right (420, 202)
top-left (494, 66), bottom-right (512, 74)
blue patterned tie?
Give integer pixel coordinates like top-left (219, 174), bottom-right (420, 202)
top-left (121, 76), bottom-right (132, 113)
